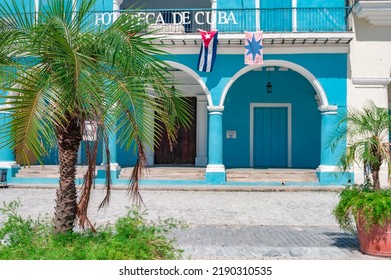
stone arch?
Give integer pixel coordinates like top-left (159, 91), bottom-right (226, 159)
top-left (164, 61), bottom-right (213, 107)
top-left (219, 59), bottom-right (335, 112)
top-left (155, 60), bottom-right (209, 166)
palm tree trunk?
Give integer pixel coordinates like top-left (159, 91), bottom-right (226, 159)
top-left (371, 168), bottom-right (381, 190)
top-left (54, 116), bottom-right (82, 233)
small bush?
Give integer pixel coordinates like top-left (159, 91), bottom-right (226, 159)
top-left (333, 184), bottom-right (391, 233)
top-left (0, 201), bottom-right (185, 260)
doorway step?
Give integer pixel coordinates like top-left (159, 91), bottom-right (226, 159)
top-left (226, 168), bottom-right (318, 183)
top-left (120, 166), bottom-right (205, 181)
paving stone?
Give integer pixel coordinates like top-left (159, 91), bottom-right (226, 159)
top-left (0, 187), bottom-right (386, 260)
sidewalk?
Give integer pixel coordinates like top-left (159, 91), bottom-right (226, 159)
top-left (0, 186), bottom-right (385, 260)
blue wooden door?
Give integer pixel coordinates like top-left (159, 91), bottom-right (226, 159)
top-left (254, 107), bottom-right (288, 168)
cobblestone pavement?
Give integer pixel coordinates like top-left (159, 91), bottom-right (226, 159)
top-left (0, 187), bottom-right (385, 260)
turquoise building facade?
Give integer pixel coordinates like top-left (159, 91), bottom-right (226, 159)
top-left (1, 0), bottom-right (360, 185)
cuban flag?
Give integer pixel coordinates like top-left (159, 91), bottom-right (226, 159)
top-left (197, 29), bottom-right (218, 72)
top-left (244, 31), bottom-right (263, 65)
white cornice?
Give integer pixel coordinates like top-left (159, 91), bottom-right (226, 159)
top-left (152, 32), bottom-right (354, 46)
top-left (353, 1), bottom-right (391, 25)
top-left (207, 106), bottom-right (224, 112)
top-left (352, 77), bottom-right (391, 87)
top-left (318, 105), bottom-right (338, 113)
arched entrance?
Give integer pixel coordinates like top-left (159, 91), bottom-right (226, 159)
top-left (220, 60), bottom-right (336, 171)
top-left (148, 61), bottom-right (211, 167)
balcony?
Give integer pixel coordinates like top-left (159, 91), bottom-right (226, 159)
top-left (92, 7), bottom-right (353, 45)
top-left (94, 7), bottom-right (352, 33)
top-left (0, 7), bottom-right (353, 46)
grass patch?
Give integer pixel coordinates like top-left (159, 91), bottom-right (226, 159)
top-left (0, 200), bottom-right (185, 260)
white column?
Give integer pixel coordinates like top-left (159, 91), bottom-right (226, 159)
top-left (195, 95), bottom-right (208, 166)
top-left (211, 0), bottom-right (217, 30)
top-left (292, 0), bottom-right (297, 32)
top-left (113, 0), bottom-right (124, 22)
top-left (255, 0), bottom-right (260, 31)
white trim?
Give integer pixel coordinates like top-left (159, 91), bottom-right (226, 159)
top-left (316, 165), bottom-right (342, 172)
top-left (220, 60), bottom-right (331, 110)
top-left (255, 0), bottom-right (260, 31)
top-left (211, 0), bottom-right (217, 30)
top-left (249, 103), bottom-right (292, 168)
top-left (113, 0), bottom-right (123, 22)
top-left (0, 162), bottom-right (19, 168)
top-left (100, 163), bottom-right (121, 171)
top-left (113, 0), bottom-right (124, 5)
top-left (319, 105), bottom-right (338, 113)
top-left (352, 77), bottom-right (391, 87)
top-left (165, 61), bottom-right (213, 106)
top-left (167, 45), bottom-right (350, 55)
top-left (35, 0), bottom-right (39, 12)
top-left (206, 164), bottom-right (225, 173)
top-left (353, 1), bottom-right (391, 25)
top-left (292, 0), bottom-right (297, 32)
top-left (152, 32), bottom-right (354, 45)
top-left (207, 105), bottom-right (224, 112)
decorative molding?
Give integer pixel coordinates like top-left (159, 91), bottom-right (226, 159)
top-left (207, 106), bottom-right (224, 113)
top-left (100, 163), bottom-right (121, 171)
top-left (165, 61), bottom-right (213, 106)
top-left (154, 32), bottom-right (354, 46)
top-left (353, 1), bottom-right (391, 25)
top-left (113, 0), bottom-right (124, 5)
top-left (206, 164), bottom-right (225, 173)
top-left (220, 60), bottom-right (330, 110)
top-left (0, 162), bottom-right (19, 168)
top-left (352, 77), bottom-right (391, 87)
top-left (318, 105), bottom-right (338, 114)
top-left (316, 165), bottom-right (344, 172)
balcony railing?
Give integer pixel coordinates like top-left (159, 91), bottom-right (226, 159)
top-left (0, 7), bottom-right (353, 34)
top-left (92, 7), bottom-right (353, 33)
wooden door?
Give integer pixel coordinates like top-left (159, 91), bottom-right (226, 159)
top-left (154, 97), bottom-right (196, 165)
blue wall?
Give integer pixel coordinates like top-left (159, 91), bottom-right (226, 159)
top-left (163, 52), bottom-right (347, 169)
top-left (223, 69), bottom-right (321, 168)
top-left (163, 53), bottom-right (347, 106)
top-left (297, 0), bottom-right (345, 8)
top-left (0, 0), bottom-right (35, 13)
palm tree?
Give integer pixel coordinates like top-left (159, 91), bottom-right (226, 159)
top-left (0, 0), bottom-right (190, 233)
top-left (330, 101), bottom-right (390, 190)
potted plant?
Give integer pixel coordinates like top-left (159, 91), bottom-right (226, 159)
top-left (331, 101), bottom-right (391, 257)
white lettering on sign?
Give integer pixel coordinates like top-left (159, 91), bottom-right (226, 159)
top-left (95, 11), bottom-right (238, 26)
top-left (155, 13), bottom-right (165, 24)
top-left (218, 11), bottom-right (237, 25)
top-left (95, 12), bottom-right (113, 25)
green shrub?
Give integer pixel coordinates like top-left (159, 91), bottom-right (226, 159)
top-left (333, 184), bottom-right (391, 233)
top-left (0, 201), bottom-right (185, 260)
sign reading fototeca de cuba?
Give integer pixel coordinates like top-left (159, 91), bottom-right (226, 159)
top-left (95, 11), bottom-right (238, 26)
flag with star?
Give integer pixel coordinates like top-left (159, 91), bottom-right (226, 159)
top-left (197, 29), bottom-right (218, 72)
top-left (244, 31), bottom-right (263, 65)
